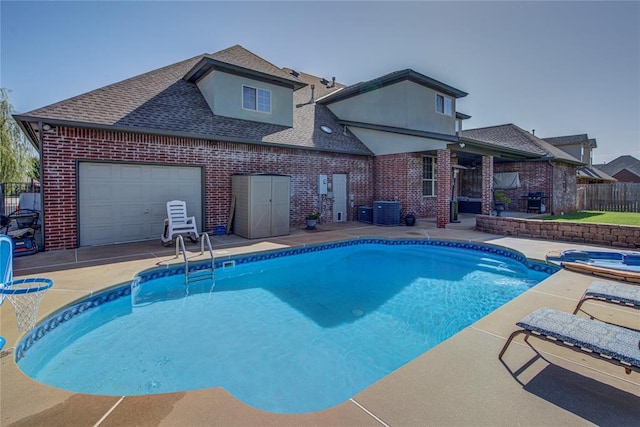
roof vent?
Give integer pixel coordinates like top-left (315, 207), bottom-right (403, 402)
top-left (331, 77), bottom-right (336, 88)
top-left (320, 78), bottom-right (329, 85)
top-left (290, 70), bottom-right (300, 78)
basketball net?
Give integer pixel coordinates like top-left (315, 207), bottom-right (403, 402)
top-left (1, 278), bottom-right (53, 332)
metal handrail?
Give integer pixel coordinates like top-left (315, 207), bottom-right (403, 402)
top-left (200, 233), bottom-right (215, 280)
top-left (175, 235), bottom-right (189, 284)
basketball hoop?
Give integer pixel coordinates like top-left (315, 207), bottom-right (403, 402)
top-left (0, 278), bottom-right (53, 332)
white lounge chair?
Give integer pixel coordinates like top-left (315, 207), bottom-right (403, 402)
top-left (160, 200), bottom-right (200, 246)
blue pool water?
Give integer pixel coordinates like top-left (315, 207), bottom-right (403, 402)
top-left (17, 240), bottom-right (554, 413)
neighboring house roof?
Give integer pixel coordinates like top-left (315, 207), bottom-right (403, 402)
top-left (577, 166), bottom-right (616, 182)
top-left (543, 133), bottom-right (597, 149)
top-left (317, 68), bottom-right (468, 105)
top-left (543, 134), bottom-right (589, 146)
top-left (15, 45), bottom-right (372, 156)
top-left (460, 124), bottom-right (583, 164)
top-left (594, 155), bottom-right (640, 178)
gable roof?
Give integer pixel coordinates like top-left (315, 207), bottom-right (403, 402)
top-left (14, 46), bottom-right (371, 155)
top-left (460, 124), bottom-right (583, 164)
top-left (543, 134), bottom-right (589, 146)
top-left (577, 165), bottom-right (616, 182)
top-left (184, 45), bottom-right (306, 89)
top-left (317, 68), bottom-right (467, 105)
top-left (543, 133), bottom-right (597, 149)
top-left (594, 155), bottom-right (640, 177)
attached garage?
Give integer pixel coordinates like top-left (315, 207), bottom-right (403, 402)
top-left (78, 162), bottom-right (202, 246)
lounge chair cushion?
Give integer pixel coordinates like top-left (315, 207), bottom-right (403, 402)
top-left (517, 307), bottom-right (640, 368)
top-left (585, 281), bottom-right (640, 308)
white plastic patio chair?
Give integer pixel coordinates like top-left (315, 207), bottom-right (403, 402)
top-left (160, 200), bottom-right (200, 246)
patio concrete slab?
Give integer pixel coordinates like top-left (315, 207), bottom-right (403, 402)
top-left (2, 221), bottom-right (640, 426)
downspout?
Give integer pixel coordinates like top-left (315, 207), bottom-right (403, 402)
top-left (547, 160), bottom-right (555, 215)
top-left (37, 121), bottom-right (45, 251)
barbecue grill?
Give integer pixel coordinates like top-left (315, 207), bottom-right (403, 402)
top-left (525, 192), bottom-right (546, 213)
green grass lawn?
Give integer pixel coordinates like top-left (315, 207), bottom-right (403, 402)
top-left (540, 210), bottom-right (640, 226)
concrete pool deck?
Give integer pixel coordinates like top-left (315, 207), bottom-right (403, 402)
top-left (1, 218), bottom-right (639, 426)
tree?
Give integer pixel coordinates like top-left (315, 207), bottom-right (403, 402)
top-left (28, 156), bottom-right (40, 182)
top-left (1, 88), bottom-right (35, 182)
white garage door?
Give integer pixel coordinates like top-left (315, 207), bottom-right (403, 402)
top-left (79, 163), bottom-right (202, 246)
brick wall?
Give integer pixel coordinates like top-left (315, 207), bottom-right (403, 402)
top-left (41, 126), bottom-right (373, 250)
top-left (476, 215), bottom-right (640, 249)
top-left (436, 149), bottom-right (451, 227)
top-left (373, 152), bottom-right (437, 220)
top-left (493, 160), bottom-right (577, 214)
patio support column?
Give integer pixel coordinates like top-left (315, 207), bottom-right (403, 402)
top-left (436, 149), bottom-right (451, 228)
top-left (481, 155), bottom-right (494, 215)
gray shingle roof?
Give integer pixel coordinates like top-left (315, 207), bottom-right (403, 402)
top-left (185, 45), bottom-right (306, 89)
top-left (16, 45), bottom-right (372, 156)
top-left (594, 155), bottom-right (640, 177)
top-left (543, 134), bottom-right (589, 146)
top-left (577, 166), bottom-right (616, 182)
top-left (461, 124), bottom-right (583, 163)
top-left (317, 68), bottom-right (467, 105)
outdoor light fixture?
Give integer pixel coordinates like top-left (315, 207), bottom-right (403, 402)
top-left (458, 142), bottom-right (465, 148)
top-left (42, 124), bottom-right (51, 131)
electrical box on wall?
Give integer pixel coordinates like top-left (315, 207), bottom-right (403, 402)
top-left (318, 174), bottom-right (328, 195)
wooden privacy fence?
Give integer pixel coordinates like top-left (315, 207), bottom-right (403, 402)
top-left (577, 183), bottom-right (640, 212)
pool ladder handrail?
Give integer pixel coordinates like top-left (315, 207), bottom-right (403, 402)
top-left (174, 234), bottom-right (214, 285)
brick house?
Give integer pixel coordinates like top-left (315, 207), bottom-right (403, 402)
top-left (594, 155), bottom-right (640, 183)
top-left (542, 134), bottom-right (615, 184)
top-left (14, 45), bottom-right (581, 250)
top-left (459, 124), bottom-right (584, 216)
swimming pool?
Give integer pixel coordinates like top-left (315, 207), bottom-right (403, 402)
top-left (17, 239), bottom-right (556, 414)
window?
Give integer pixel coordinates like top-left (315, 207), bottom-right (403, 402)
top-left (422, 156), bottom-right (437, 196)
top-left (436, 94), bottom-right (453, 116)
top-left (242, 85), bottom-right (271, 113)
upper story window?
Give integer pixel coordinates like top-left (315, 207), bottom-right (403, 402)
top-left (242, 85), bottom-right (271, 113)
top-left (422, 155), bottom-right (437, 197)
top-left (436, 94), bottom-right (453, 116)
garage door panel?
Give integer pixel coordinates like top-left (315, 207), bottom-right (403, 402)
top-left (119, 204), bottom-right (146, 219)
top-left (79, 163), bottom-right (202, 246)
top-left (84, 164), bottom-right (113, 179)
top-left (120, 165), bottom-right (144, 180)
top-left (84, 226), bottom-right (114, 244)
top-left (84, 205), bottom-right (114, 221)
top-left (120, 184), bottom-right (145, 200)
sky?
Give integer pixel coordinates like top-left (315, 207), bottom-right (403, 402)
top-left (1, 1), bottom-right (638, 164)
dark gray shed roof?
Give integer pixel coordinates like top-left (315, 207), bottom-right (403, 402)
top-left (15, 45), bottom-right (371, 155)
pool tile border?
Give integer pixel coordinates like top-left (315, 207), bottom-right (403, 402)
top-left (15, 238), bottom-right (558, 361)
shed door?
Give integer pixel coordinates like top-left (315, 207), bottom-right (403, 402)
top-left (270, 176), bottom-right (290, 236)
top-left (79, 163), bottom-right (202, 246)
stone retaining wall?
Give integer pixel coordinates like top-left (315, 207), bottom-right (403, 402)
top-left (476, 215), bottom-right (640, 249)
